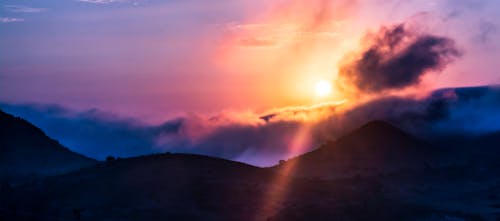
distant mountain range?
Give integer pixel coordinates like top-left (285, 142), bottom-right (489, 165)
top-left (0, 110), bottom-right (499, 220)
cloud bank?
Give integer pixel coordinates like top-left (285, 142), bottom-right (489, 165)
top-left (3, 86), bottom-right (500, 166)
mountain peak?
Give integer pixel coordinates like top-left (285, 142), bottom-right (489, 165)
top-left (329, 120), bottom-right (429, 158)
top-left (347, 120), bottom-right (413, 141)
top-left (274, 120), bottom-right (437, 178)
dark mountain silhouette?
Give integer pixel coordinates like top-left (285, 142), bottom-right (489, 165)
top-left (1, 118), bottom-right (498, 220)
top-left (274, 121), bottom-right (445, 178)
top-left (2, 153), bottom-right (486, 221)
top-left (0, 110), bottom-right (97, 184)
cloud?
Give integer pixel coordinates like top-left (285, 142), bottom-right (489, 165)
top-left (222, 0), bottom-right (354, 48)
top-left (259, 100), bottom-right (347, 122)
top-left (337, 23), bottom-right (461, 94)
top-left (2, 86), bottom-right (500, 166)
top-left (238, 37), bottom-right (277, 47)
top-left (0, 103), bottom-right (168, 160)
top-left (0, 102), bottom-right (344, 166)
top-left (76, 0), bottom-right (124, 4)
top-left (4, 5), bottom-right (47, 13)
top-left (477, 21), bottom-right (497, 43)
top-left (0, 17), bottom-right (24, 23)
top-left (343, 85), bottom-right (500, 137)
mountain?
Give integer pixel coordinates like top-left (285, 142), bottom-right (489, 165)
top-left (1, 119), bottom-right (496, 221)
top-left (0, 110), bottom-right (97, 184)
top-left (273, 121), bottom-right (445, 178)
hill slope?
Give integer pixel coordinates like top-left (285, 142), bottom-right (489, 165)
top-left (274, 121), bottom-right (444, 178)
top-left (3, 153), bottom-right (481, 221)
top-left (6, 153), bottom-right (276, 221)
top-left (0, 110), bottom-right (97, 183)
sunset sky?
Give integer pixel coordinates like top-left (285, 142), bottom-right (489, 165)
top-left (1, 0), bottom-right (500, 165)
top-left (2, 0), bottom-right (499, 121)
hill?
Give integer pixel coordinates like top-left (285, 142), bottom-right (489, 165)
top-left (273, 121), bottom-right (444, 178)
top-left (0, 110), bottom-right (97, 184)
top-left (4, 153), bottom-right (280, 221)
top-left (2, 153), bottom-right (483, 221)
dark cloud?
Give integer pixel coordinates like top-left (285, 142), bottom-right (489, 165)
top-left (338, 24), bottom-right (461, 93)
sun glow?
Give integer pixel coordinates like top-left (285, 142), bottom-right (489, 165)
top-left (315, 80), bottom-right (332, 97)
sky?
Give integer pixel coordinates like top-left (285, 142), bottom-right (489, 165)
top-left (2, 0), bottom-right (499, 121)
top-left (1, 0), bottom-right (500, 166)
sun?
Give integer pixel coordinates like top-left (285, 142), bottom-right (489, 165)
top-left (315, 80), bottom-right (332, 97)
